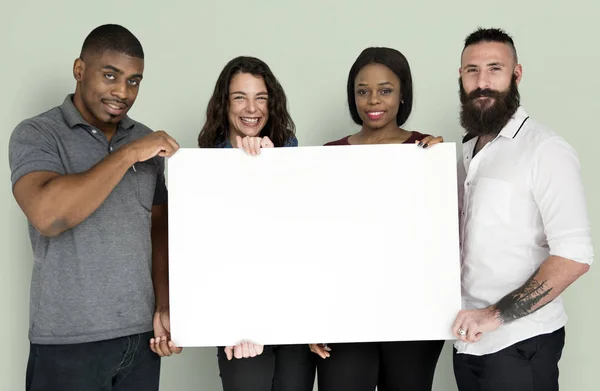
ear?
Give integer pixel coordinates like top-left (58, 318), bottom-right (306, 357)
top-left (458, 66), bottom-right (463, 76)
top-left (73, 58), bottom-right (85, 82)
top-left (514, 64), bottom-right (523, 85)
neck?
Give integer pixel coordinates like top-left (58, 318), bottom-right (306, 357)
top-left (355, 122), bottom-right (409, 144)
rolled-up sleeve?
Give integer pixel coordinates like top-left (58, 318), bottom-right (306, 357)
top-left (9, 120), bottom-right (65, 186)
top-left (530, 137), bottom-right (594, 264)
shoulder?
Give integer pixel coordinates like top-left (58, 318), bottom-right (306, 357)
top-left (10, 106), bottom-right (64, 143)
top-left (324, 135), bottom-right (351, 146)
top-left (283, 135), bottom-right (299, 147)
top-left (406, 131), bottom-right (431, 143)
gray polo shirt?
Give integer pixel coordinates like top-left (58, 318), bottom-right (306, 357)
top-left (9, 95), bottom-right (167, 344)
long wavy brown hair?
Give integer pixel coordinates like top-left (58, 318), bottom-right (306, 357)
top-left (198, 56), bottom-right (296, 148)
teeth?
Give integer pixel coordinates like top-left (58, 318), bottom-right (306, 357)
top-left (106, 103), bottom-right (122, 110)
top-left (241, 117), bottom-right (259, 124)
top-left (369, 111), bottom-right (384, 115)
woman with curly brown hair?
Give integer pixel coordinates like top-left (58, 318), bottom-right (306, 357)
top-left (197, 56), bottom-right (315, 391)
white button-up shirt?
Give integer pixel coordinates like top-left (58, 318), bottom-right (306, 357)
top-left (454, 106), bottom-right (594, 356)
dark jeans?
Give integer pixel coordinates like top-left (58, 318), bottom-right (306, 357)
top-left (26, 331), bottom-right (160, 391)
top-left (217, 344), bottom-right (316, 391)
top-left (317, 340), bottom-right (445, 391)
top-left (453, 327), bottom-right (565, 391)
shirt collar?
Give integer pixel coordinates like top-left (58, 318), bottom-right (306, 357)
top-left (497, 106), bottom-right (529, 139)
top-left (59, 94), bottom-right (135, 131)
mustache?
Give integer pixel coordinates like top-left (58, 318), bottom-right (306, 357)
top-left (465, 88), bottom-right (505, 101)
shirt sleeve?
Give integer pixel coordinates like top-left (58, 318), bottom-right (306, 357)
top-left (9, 120), bottom-right (66, 186)
top-left (153, 156), bottom-right (168, 205)
top-left (530, 137), bottom-right (594, 264)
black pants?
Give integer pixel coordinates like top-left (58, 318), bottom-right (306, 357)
top-left (26, 331), bottom-right (160, 391)
top-left (453, 327), bottom-right (565, 391)
top-left (217, 344), bottom-right (316, 391)
top-left (317, 340), bottom-right (445, 391)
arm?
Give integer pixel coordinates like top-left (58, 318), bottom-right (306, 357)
top-left (11, 128), bottom-right (179, 237)
top-left (453, 137), bottom-right (593, 341)
top-left (492, 255), bottom-right (589, 324)
top-left (151, 203), bottom-right (170, 311)
top-left (13, 149), bottom-right (136, 237)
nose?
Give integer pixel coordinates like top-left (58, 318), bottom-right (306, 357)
top-left (111, 82), bottom-right (128, 101)
top-left (367, 92), bottom-right (380, 105)
top-left (476, 72), bottom-right (491, 90)
top-left (245, 98), bottom-right (257, 113)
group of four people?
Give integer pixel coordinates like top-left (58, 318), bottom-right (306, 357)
top-left (9, 23), bottom-right (593, 391)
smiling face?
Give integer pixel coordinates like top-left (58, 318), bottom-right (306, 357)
top-left (73, 50), bottom-right (143, 133)
top-left (227, 72), bottom-right (269, 140)
top-left (354, 63), bottom-right (402, 132)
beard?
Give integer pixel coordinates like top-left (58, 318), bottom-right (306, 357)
top-left (459, 75), bottom-right (520, 137)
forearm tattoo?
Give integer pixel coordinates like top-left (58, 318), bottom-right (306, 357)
top-left (494, 269), bottom-right (554, 324)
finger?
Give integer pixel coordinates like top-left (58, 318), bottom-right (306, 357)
top-left (225, 346), bottom-right (233, 361)
top-left (242, 137), bottom-right (252, 155)
top-left (233, 344), bottom-right (243, 359)
top-left (451, 312), bottom-right (465, 336)
top-left (261, 136), bottom-right (274, 148)
top-left (153, 336), bottom-right (166, 357)
top-left (254, 344), bottom-right (264, 355)
top-left (249, 343), bottom-right (257, 358)
top-left (159, 336), bottom-right (172, 357)
top-left (427, 136), bottom-right (444, 147)
top-left (149, 338), bottom-right (158, 354)
top-left (309, 344), bottom-right (330, 359)
top-left (168, 341), bottom-right (184, 354)
top-left (253, 137), bottom-right (262, 155)
top-left (417, 136), bottom-right (433, 148)
top-left (241, 341), bottom-right (250, 358)
top-left (467, 326), bottom-right (479, 343)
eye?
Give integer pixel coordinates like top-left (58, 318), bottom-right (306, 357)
top-left (233, 95), bottom-right (245, 100)
top-left (490, 67), bottom-right (501, 72)
top-left (466, 68), bottom-right (477, 73)
top-left (381, 88), bottom-right (393, 95)
top-left (128, 79), bottom-right (140, 86)
top-left (104, 74), bottom-right (115, 80)
top-left (257, 96), bottom-right (268, 101)
top-left (356, 89), bottom-right (368, 96)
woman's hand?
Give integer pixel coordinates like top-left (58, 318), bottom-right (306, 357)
top-left (236, 135), bottom-right (274, 155)
top-left (309, 343), bottom-right (331, 359)
top-left (415, 135), bottom-right (444, 148)
top-left (224, 341), bottom-right (265, 360)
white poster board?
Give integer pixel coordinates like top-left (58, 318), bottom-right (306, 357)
top-left (167, 143), bottom-right (461, 347)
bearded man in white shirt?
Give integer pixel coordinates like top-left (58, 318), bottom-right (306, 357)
top-left (451, 27), bottom-right (594, 391)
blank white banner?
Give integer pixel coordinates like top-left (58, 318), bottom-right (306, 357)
top-left (167, 143), bottom-right (461, 347)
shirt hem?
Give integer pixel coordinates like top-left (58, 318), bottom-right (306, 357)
top-left (29, 323), bottom-right (154, 345)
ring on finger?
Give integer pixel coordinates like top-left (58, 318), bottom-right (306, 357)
top-left (458, 328), bottom-right (467, 336)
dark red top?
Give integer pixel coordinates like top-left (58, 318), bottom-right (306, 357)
top-left (324, 131), bottom-right (429, 146)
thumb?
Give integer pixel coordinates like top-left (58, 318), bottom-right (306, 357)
top-left (235, 135), bottom-right (243, 149)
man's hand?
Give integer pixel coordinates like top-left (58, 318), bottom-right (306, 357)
top-left (452, 306), bottom-right (502, 343)
top-left (150, 307), bottom-right (183, 357)
top-left (127, 130), bottom-right (180, 162)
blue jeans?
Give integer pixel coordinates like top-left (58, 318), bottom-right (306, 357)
top-left (26, 331), bottom-right (160, 391)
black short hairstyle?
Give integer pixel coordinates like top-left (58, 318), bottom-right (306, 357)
top-left (463, 27), bottom-right (518, 63)
top-left (347, 47), bottom-right (413, 127)
top-left (80, 24), bottom-right (144, 60)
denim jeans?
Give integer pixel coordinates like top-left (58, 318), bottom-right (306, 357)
top-left (26, 331), bottom-right (160, 391)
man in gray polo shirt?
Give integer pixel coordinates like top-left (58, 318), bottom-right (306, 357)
top-left (9, 24), bottom-right (181, 390)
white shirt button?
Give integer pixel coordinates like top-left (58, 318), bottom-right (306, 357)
top-left (92, 129), bottom-right (97, 134)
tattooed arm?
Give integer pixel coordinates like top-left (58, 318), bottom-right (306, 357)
top-left (493, 255), bottom-right (589, 324)
top-left (452, 255), bottom-right (589, 343)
